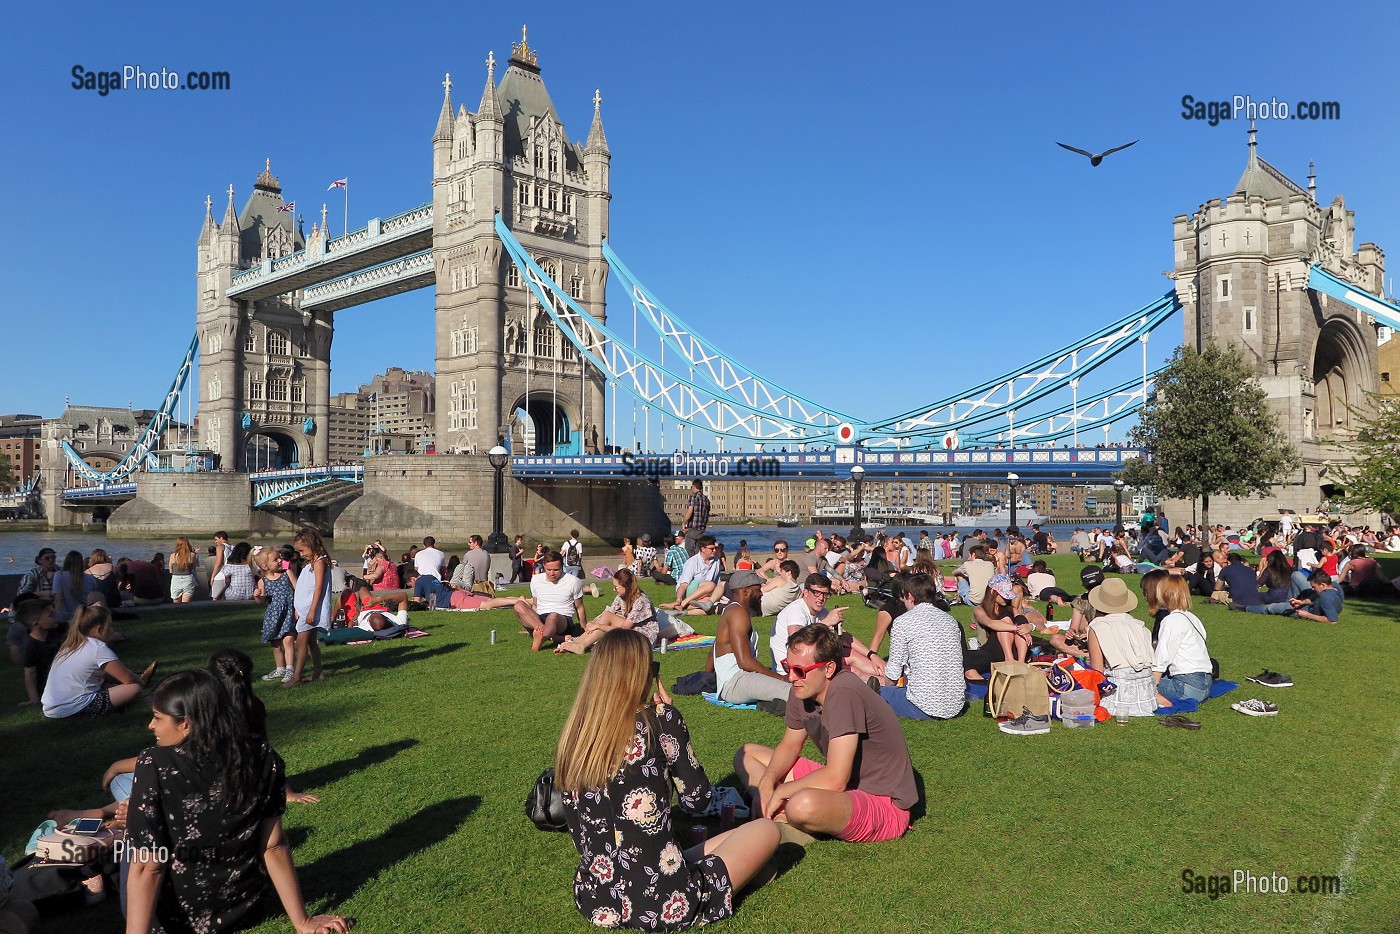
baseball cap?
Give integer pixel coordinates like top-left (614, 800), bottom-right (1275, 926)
top-left (1080, 565), bottom-right (1105, 590)
top-left (726, 570), bottom-right (765, 596)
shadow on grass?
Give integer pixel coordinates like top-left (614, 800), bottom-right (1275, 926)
top-left (299, 795), bottom-right (481, 902)
top-left (288, 738), bottom-right (420, 791)
top-left (318, 642), bottom-right (466, 674)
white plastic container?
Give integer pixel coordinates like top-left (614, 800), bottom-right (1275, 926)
top-left (1059, 688), bottom-right (1097, 729)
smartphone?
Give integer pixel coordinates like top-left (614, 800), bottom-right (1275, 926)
top-left (69, 818), bottom-right (104, 834)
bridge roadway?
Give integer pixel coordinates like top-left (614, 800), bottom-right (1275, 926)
top-left (511, 446), bottom-right (1147, 482)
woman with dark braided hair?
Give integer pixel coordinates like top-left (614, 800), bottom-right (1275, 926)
top-left (124, 668), bottom-right (349, 934)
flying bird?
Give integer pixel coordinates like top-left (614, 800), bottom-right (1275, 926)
top-left (1056, 140), bottom-right (1139, 166)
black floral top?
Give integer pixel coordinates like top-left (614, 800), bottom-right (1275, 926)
top-left (564, 704), bottom-right (733, 930)
top-left (127, 742), bottom-right (286, 934)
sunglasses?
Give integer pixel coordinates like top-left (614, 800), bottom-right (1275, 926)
top-left (774, 547), bottom-right (788, 552)
top-left (780, 659), bottom-right (830, 679)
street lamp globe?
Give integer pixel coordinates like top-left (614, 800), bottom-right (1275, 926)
top-left (488, 445), bottom-right (509, 469)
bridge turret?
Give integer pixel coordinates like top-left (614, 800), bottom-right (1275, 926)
top-left (474, 51), bottom-right (503, 164)
top-left (433, 72), bottom-right (454, 179)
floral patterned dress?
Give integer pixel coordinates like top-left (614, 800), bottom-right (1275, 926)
top-left (608, 593), bottom-right (660, 646)
top-left (260, 572), bottom-right (295, 644)
top-left (564, 704), bottom-right (732, 930)
top-left (127, 741), bottom-right (286, 934)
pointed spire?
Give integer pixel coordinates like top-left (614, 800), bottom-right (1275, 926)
top-left (585, 88), bottom-right (610, 156)
top-left (434, 72), bottom-right (454, 141)
top-left (200, 194), bottom-right (216, 242)
top-left (222, 184), bottom-right (239, 231)
top-left (1308, 160), bottom-right (1317, 203)
top-left (1247, 120), bottom-right (1258, 160)
top-left (477, 51), bottom-right (501, 122)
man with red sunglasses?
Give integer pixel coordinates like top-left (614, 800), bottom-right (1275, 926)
top-left (735, 624), bottom-right (918, 844)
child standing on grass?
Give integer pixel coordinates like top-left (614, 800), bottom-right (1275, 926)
top-left (285, 529), bottom-right (332, 687)
top-left (257, 547), bottom-right (297, 683)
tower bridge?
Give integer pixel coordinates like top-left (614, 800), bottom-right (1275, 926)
top-left (42, 29), bottom-right (1399, 539)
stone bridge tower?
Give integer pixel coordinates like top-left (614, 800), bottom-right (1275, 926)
top-left (1170, 128), bottom-right (1385, 523)
top-left (195, 162), bottom-right (332, 469)
top-left (430, 27), bottom-right (610, 455)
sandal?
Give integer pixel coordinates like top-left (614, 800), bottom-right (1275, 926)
top-left (1160, 714), bottom-right (1201, 730)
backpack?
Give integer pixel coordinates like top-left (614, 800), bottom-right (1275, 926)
top-left (563, 541), bottom-right (581, 567)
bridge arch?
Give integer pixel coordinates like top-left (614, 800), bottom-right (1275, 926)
top-left (1310, 315), bottom-right (1374, 438)
top-left (242, 426), bottom-right (308, 471)
top-left (510, 393), bottom-right (579, 456)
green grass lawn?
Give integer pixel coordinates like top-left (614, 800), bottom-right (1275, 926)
top-left (4, 555), bottom-right (1399, 933)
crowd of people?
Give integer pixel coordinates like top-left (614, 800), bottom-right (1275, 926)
top-left (5, 474), bottom-right (1396, 931)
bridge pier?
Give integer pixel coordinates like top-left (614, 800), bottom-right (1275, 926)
top-left (334, 455), bottom-right (667, 549)
top-left (106, 473), bottom-right (304, 539)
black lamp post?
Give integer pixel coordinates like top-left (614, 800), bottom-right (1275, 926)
top-left (849, 463), bottom-right (865, 541)
top-left (486, 445), bottom-right (510, 553)
top-left (1007, 473), bottom-right (1020, 532)
top-left (1113, 478), bottom-right (1125, 534)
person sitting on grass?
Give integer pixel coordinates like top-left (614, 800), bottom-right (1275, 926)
top-left (1245, 569), bottom-right (1344, 623)
top-left (16, 596), bottom-right (60, 708)
top-left (125, 669), bottom-right (350, 934)
top-left (953, 545), bottom-right (996, 607)
top-left (514, 552), bottom-right (587, 651)
top-left (874, 573), bottom-right (967, 720)
top-left (1338, 544), bottom-right (1395, 598)
top-left (556, 628), bottom-right (781, 931)
top-left (555, 568), bottom-right (658, 654)
top-left (971, 574), bottom-right (1031, 665)
top-left (736, 623), bottom-right (920, 844)
top-left (664, 535), bottom-right (724, 615)
top-left (759, 559), bottom-right (802, 617)
top-left (1085, 577), bottom-right (1158, 717)
top-left (1025, 560), bottom-right (1072, 612)
top-left (1153, 576), bottom-right (1213, 707)
top-left (769, 574), bottom-right (885, 683)
top-left (41, 604), bottom-right (156, 719)
top-left (707, 570), bottom-right (792, 707)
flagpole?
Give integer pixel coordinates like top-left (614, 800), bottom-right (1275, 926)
top-left (344, 180), bottom-right (349, 238)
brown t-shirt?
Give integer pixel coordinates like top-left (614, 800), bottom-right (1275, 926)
top-left (784, 669), bottom-right (919, 810)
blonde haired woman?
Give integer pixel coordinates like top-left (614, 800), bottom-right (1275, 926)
top-left (556, 630), bottom-right (779, 929)
top-left (42, 605), bottom-right (155, 718)
top-left (169, 537), bottom-right (200, 603)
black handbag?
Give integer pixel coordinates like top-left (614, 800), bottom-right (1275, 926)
top-left (525, 767), bottom-right (568, 832)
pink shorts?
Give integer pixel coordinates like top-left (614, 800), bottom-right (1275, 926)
top-left (788, 757), bottom-right (910, 843)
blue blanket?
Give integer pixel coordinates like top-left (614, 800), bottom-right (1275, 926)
top-left (702, 692), bottom-right (756, 711)
top-left (1154, 679), bottom-right (1239, 715)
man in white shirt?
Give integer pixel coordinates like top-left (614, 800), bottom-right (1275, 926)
top-left (770, 574), bottom-right (846, 673)
top-left (666, 535), bottom-right (724, 613)
top-left (513, 552), bottom-right (587, 651)
top-left (412, 536), bottom-right (448, 600)
top-left (560, 530), bottom-right (585, 579)
top-left (953, 546), bottom-right (996, 607)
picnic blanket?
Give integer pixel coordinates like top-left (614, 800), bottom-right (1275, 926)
top-left (655, 633), bottom-right (714, 652)
top-left (702, 692), bottom-right (756, 711)
top-left (1154, 679), bottom-right (1239, 715)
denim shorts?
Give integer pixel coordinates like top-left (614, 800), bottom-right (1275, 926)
top-left (1158, 670), bottom-right (1211, 704)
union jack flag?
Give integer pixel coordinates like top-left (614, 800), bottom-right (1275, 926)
top-left (276, 201), bottom-right (295, 213)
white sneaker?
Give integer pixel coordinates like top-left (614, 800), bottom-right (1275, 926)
top-left (1231, 698), bottom-right (1279, 717)
top-left (281, 669), bottom-right (296, 684)
top-left (261, 668), bottom-right (287, 682)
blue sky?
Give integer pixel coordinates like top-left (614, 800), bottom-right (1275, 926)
top-left (3, 1), bottom-right (1397, 449)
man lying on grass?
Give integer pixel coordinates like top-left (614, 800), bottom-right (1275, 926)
top-left (735, 624), bottom-right (918, 843)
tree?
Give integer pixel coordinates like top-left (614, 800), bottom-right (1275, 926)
top-left (0, 453), bottom-right (12, 492)
top-left (1125, 340), bottom-right (1299, 528)
top-left (1334, 394), bottom-right (1400, 523)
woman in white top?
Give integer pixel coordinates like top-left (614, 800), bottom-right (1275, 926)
top-left (1086, 578), bottom-right (1158, 717)
top-left (1152, 576), bottom-right (1213, 707)
top-left (42, 604), bottom-right (151, 718)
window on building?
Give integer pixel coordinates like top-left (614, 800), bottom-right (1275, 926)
top-left (291, 380), bottom-right (304, 405)
top-left (548, 149), bottom-right (558, 174)
top-left (1242, 305), bottom-right (1256, 334)
top-left (269, 378), bottom-right (288, 402)
top-left (244, 333), bottom-right (258, 353)
top-left (267, 331), bottom-right (289, 356)
top-left (208, 333), bottom-right (223, 355)
top-left (569, 276), bottom-right (583, 300)
top-left (507, 265), bottom-right (521, 288)
top-left (1217, 275), bottom-right (1231, 301)
top-left (534, 147), bottom-right (544, 170)
top-left (563, 193), bottom-right (574, 215)
top-left (517, 183), bottom-right (531, 208)
top-left (546, 187), bottom-right (558, 211)
top-left (534, 323), bottom-right (555, 358)
top-left (249, 379), bottom-right (265, 401)
top-left (297, 339), bottom-right (308, 357)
